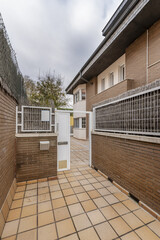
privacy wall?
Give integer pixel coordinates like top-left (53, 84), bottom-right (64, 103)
top-left (0, 87), bottom-right (16, 209)
top-left (92, 132), bottom-right (160, 214)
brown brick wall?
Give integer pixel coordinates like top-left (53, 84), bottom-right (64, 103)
top-left (16, 135), bottom-right (57, 182)
top-left (92, 133), bottom-right (160, 214)
top-left (86, 78), bottom-right (133, 111)
top-left (0, 87), bottom-right (16, 209)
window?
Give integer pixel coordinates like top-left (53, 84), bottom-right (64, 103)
top-left (119, 65), bottom-right (125, 82)
top-left (74, 91), bottom-right (79, 104)
top-left (81, 89), bottom-right (86, 100)
top-left (109, 72), bottom-right (114, 87)
top-left (74, 118), bottom-right (79, 128)
top-left (82, 118), bottom-right (86, 128)
top-left (101, 78), bottom-right (105, 91)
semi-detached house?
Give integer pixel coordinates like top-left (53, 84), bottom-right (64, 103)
top-left (66, 0), bottom-right (160, 215)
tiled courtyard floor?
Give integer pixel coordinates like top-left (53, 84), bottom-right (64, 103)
top-left (1, 138), bottom-right (160, 240)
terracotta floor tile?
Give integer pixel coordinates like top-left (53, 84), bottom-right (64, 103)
top-left (54, 206), bottom-right (70, 221)
top-left (112, 202), bottom-right (130, 215)
top-left (88, 190), bottom-right (101, 199)
top-left (104, 194), bottom-right (119, 204)
top-left (81, 200), bottom-right (97, 212)
top-left (78, 227), bottom-right (99, 240)
top-left (60, 233), bottom-right (79, 240)
top-left (76, 176), bottom-right (85, 181)
top-left (73, 213), bottom-right (91, 231)
top-left (49, 180), bottom-right (59, 186)
top-left (121, 232), bottom-right (141, 240)
top-left (38, 223), bottom-right (57, 240)
top-left (13, 192), bottom-right (24, 200)
top-left (51, 190), bottom-right (63, 200)
top-left (83, 184), bottom-right (95, 191)
top-left (76, 192), bottom-right (90, 201)
top-left (93, 197), bottom-right (108, 208)
top-left (52, 197), bottom-right (66, 209)
top-left (88, 178), bottom-right (98, 184)
top-left (107, 186), bottom-right (120, 193)
top-left (38, 201), bottom-right (52, 213)
top-left (16, 186), bottom-right (26, 192)
top-left (96, 176), bottom-right (106, 182)
top-left (59, 178), bottom-right (68, 184)
top-left (62, 188), bottom-right (74, 196)
top-left (133, 209), bottom-right (155, 224)
top-left (135, 226), bottom-right (160, 240)
top-left (38, 193), bottom-right (50, 203)
top-left (38, 210), bottom-right (54, 227)
top-left (67, 177), bottom-right (77, 182)
top-left (87, 209), bottom-right (105, 225)
top-left (122, 212), bottom-right (144, 229)
top-left (109, 217), bottom-right (131, 236)
top-left (68, 203), bottom-right (84, 216)
top-left (97, 188), bottom-right (110, 196)
top-left (25, 189), bottom-right (37, 198)
top-left (21, 204), bottom-right (37, 218)
top-left (65, 195), bottom-right (79, 205)
top-left (73, 186), bottom-right (85, 194)
top-left (114, 192), bottom-right (129, 201)
top-left (2, 235), bottom-right (16, 240)
top-left (38, 187), bottom-right (49, 195)
top-left (92, 182), bottom-right (103, 189)
top-left (18, 215), bottom-right (37, 233)
top-left (26, 183), bottom-right (37, 190)
top-left (2, 220), bottom-right (19, 238)
top-left (17, 229), bottom-right (37, 240)
top-left (38, 182), bottom-right (48, 188)
top-left (70, 181), bottom-right (80, 187)
top-left (23, 196), bottom-right (37, 206)
top-left (123, 199), bottom-right (140, 211)
top-left (60, 183), bottom-right (71, 190)
top-left (79, 179), bottom-right (90, 185)
top-left (56, 218), bottom-right (76, 238)
top-left (101, 180), bottom-right (112, 187)
top-left (95, 222), bottom-right (118, 240)
top-left (7, 208), bottom-right (21, 222)
top-left (148, 220), bottom-right (160, 237)
top-left (50, 185), bottom-right (60, 192)
top-left (11, 199), bottom-right (23, 209)
top-left (100, 206), bottom-right (118, 220)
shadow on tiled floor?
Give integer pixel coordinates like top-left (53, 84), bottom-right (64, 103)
top-left (1, 137), bottom-right (160, 240)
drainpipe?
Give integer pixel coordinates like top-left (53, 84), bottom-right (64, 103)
top-left (146, 29), bottom-right (149, 84)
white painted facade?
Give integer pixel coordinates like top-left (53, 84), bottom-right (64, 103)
top-left (97, 54), bottom-right (126, 93)
top-left (73, 84), bottom-right (86, 140)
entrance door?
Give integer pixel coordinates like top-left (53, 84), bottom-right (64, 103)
top-left (56, 111), bottom-right (70, 171)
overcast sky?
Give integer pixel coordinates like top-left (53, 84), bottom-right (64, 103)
top-left (0, 0), bottom-right (122, 89)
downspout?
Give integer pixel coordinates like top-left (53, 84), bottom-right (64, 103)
top-left (146, 29), bottom-right (149, 84)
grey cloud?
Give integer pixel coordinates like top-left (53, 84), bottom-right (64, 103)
top-left (0, 0), bottom-right (122, 88)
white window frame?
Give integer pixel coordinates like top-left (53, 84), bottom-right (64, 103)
top-left (109, 72), bottom-right (114, 87)
top-left (119, 64), bottom-right (125, 82)
top-left (101, 78), bottom-right (105, 92)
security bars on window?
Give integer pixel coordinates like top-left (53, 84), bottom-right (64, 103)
top-left (94, 87), bottom-right (160, 136)
top-left (16, 106), bottom-right (55, 133)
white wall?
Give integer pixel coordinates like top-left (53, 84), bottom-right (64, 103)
top-left (97, 54), bottom-right (125, 93)
top-left (73, 84), bottom-right (86, 119)
top-left (73, 128), bottom-right (86, 140)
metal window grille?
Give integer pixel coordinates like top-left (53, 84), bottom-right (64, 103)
top-left (82, 117), bottom-right (86, 128)
top-left (16, 106), bottom-right (55, 133)
top-left (94, 87), bottom-right (160, 136)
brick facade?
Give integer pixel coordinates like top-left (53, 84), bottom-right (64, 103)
top-left (0, 87), bottom-right (16, 209)
top-left (92, 133), bottom-right (160, 214)
top-left (16, 134), bottom-right (57, 182)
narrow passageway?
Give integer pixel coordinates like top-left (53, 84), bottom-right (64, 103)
top-left (1, 138), bottom-right (160, 240)
top-left (70, 137), bottom-right (89, 167)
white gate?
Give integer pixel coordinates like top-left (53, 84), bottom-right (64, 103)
top-left (56, 110), bottom-right (92, 171)
top-left (56, 111), bottom-right (70, 171)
